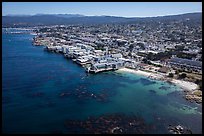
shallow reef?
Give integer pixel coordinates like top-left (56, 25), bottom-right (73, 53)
top-left (64, 113), bottom-right (156, 134)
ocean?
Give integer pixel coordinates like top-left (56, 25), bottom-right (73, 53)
top-left (2, 30), bottom-right (202, 134)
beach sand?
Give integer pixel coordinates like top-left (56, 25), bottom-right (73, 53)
top-left (171, 79), bottom-right (198, 91)
top-left (118, 68), bottom-right (198, 91)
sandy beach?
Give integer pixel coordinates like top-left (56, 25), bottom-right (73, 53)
top-left (170, 79), bottom-right (198, 91)
top-left (118, 68), bottom-right (198, 91)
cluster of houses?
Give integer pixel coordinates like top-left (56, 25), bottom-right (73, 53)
top-left (43, 42), bottom-right (202, 75)
top-left (32, 21), bottom-right (202, 75)
top-left (44, 43), bottom-right (137, 73)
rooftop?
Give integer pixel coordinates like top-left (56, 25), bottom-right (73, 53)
top-left (170, 57), bottom-right (202, 68)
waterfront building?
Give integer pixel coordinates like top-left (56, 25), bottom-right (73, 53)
top-left (169, 57), bottom-right (202, 71)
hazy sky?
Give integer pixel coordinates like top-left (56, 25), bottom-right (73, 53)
top-left (2, 2), bottom-right (202, 17)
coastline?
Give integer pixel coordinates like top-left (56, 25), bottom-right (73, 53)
top-left (117, 68), bottom-right (198, 92)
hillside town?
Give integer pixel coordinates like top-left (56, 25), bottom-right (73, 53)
top-left (32, 18), bottom-right (202, 103)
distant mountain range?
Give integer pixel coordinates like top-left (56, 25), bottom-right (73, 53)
top-left (2, 12), bottom-right (202, 27)
top-left (6, 13), bottom-right (85, 18)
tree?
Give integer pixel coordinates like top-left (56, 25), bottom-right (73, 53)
top-left (195, 79), bottom-right (202, 90)
top-left (175, 45), bottom-right (185, 51)
top-left (178, 73), bottom-right (187, 79)
top-left (168, 73), bottom-right (174, 78)
top-left (146, 52), bottom-right (155, 60)
top-left (199, 81), bottom-right (202, 90)
top-left (137, 43), bottom-right (145, 50)
top-left (128, 44), bottom-right (134, 51)
top-left (128, 52), bottom-right (132, 57)
top-left (176, 52), bottom-right (197, 59)
top-left (142, 58), bottom-right (148, 64)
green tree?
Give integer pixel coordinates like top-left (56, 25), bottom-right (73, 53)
top-left (178, 73), bottom-right (187, 79)
top-left (195, 79), bottom-right (202, 90)
top-left (146, 52), bottom-right (155, 60)
top-left (168, 73), bottom-right (174, 78)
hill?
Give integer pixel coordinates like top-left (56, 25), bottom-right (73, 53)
top-left (2, 12), bottom-right (202, 27)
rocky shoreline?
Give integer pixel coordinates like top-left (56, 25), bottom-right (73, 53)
top-left (168, 124), bottom-right (192, 134)
top-left (184, 90), bottom-right (202, 104)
